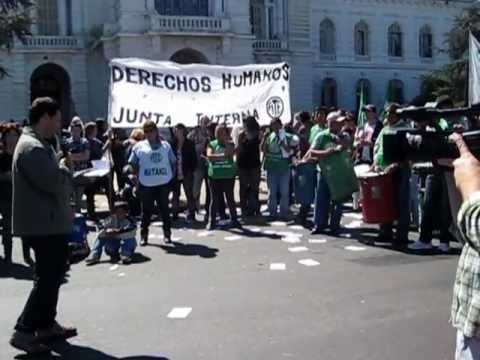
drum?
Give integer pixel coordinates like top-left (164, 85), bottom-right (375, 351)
top-left (358, 172), bottom-right (398, 224)
top-left (294, 162), bottom-right (317, 205)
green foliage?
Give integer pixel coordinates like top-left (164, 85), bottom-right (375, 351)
top-left (421, 5), bottom-right (480, 106)
top-left (0, 0), bottom-right (32, 77)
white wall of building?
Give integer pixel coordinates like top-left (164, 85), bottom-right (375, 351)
top-left (0, 0), bottom-right (474, 123)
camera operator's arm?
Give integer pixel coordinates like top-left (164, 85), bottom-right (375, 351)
top-left (452, 134), bottom-right (480, 250)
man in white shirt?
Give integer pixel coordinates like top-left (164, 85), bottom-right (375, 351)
top-left (354, 104), bottom-right (383, 165)
top-left (127, 121), bottom-right (176, 245)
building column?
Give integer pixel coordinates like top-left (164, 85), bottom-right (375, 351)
top-left (71, 54), bottom-right (89, 119)
top-left (12, 53), bottom-right (29, 120)
top-left (57, 0), bottom-right (66, 35)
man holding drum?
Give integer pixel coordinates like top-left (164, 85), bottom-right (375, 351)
top-left (373, 103), bottom-right (411, 250)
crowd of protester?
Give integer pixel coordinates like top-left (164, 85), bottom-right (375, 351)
top-left (0, 96), bottom-right (473, 269)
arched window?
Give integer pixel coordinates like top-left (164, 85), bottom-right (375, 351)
top-left (419, 25), bottom-right (433, 58)
top-left (321, 78), bottom-right (337, 107)
top-left (354, 21), bottom-right (369, 56)
top-left (356, 79), bottom-right (371, 108)
top-left (155, 0), bottom-right (209, 16)
top-left (37, 0), bottom-right (59, 35)
top-left (320, 19), bottom-right (335, 55)
top-left (388, 23), bottom-right (403, 57)
top-left (387, 79), bottom-right (405, 104)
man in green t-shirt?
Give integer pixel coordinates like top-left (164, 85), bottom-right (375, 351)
top-left (308, 106), bottom-right (328, 145)
top-left (261, 118), bottom-right (293, 220)
top-left (373, 103), bottom-right (411, 249)
top-left (303, 111), bottom-right (347, 235)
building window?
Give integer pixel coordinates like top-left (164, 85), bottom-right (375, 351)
top-left (356, 79), bottom-right (371, 108)
top-left (250, 0), bottom-right (280, 39)
top-left (387, 79), bottom-right (405, 104)
top-left (155, 0), bottom-right (209, 16)
top-left (321, 78), bottom-right (337, 108)
top-left (354, 21), bottom-right (369, 56)
top-left (320, 19), bottom-right (335, 55)
top-left (419, 25), bottom-right (433, 58)
top-left (388, 23), bottom-right (403, 57)
top-left (37, 0), bottom-right (59, 35)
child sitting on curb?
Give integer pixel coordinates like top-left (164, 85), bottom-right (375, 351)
top-left (86, 201), bottom-right (137, 266)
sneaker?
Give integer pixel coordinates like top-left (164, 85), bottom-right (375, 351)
top-left (408, 241), bottom-right (433, 251)
top-left (311, 227), bottom-right (326, 235)
top-left (230, 220), bottom-right (242, 228)
top-left (164, 236), bottom-right (172, 245)
top-left (121, 256), bottom-right (132, 265)
top-left (10, 331), bottom-right (50, 355)
top-left (36, 321), bottom-right (77, 342)
top-left (85, 256), bottom-right (100, 266)
top-left (140, 235), bottom-right (148, 247)
top-left (437, 243), bottom-right (450, 253)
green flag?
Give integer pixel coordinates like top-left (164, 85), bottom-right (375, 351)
top-left (357, 83), bottom-right (366, 128)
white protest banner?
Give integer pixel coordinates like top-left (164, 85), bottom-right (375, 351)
top-left (469, 32), bottom-right (480, 106)
top-left (108, 58), bottom-right (291, 128)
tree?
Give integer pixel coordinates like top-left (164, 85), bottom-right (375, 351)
top-left (421, 5), bottom-right (480, 105)
top-left (0, 0), bottom-right (32, 77)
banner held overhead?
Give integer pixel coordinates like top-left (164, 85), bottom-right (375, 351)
top-left (108, 58), bottom-right (291, 128)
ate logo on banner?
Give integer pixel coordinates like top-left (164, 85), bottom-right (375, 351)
top-left (150, 152), bottom-right (163, 164)
top-left (266, 96), bottom-right (284, 119)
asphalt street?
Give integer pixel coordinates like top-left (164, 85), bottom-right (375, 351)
top-left (0, 211), bottom-right (461, 360)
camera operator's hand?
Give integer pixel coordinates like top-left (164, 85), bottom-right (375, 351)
top-left (452, 133), bottom-right (480, 201)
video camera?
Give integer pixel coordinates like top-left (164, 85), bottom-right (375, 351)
top-left (383, 104), bottom-right (480, 164)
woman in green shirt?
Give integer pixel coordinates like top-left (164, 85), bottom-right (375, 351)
top-left (206, 125), bottom-right (240, 230)
top-left (261, 118), bottom-right (293, 220)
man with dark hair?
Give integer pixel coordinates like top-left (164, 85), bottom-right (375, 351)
top-left (237, 116), bottom-right (261, 218)
top-left (10, 97), bottom-right (77, 355)
top-left (171, 123), bottom-right (197, 223)
top-left (309, 106), bottom-right (328, 144)
top-left (373, 103), bottom-right (411, 249)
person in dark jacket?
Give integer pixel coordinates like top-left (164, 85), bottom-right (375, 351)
top-left (0, 124), bottom-right (21, 263)
top-left (84, 122), bottom-right (111, 219)
top-left (171, 123), bottom-right (198, 223)
top-left (10, 97), bottom-right (77, 355)
top-left (237, 116), bottom-right (261, 218)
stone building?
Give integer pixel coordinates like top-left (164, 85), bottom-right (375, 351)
top-left (0, 0), bottom-right (474, 123)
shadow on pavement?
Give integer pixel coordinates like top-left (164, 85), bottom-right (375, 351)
top-left (0, 261), bottom-right (33, 281)
top-left (346, 229), bottom-right (462, 256)
top-left (130, 253), bottom-right (151, 264)
top-left (15, 340), bottom-right (170, 360)
top-left (153, 242), bottom-right (218, 259)
top-left (227, 228), bottom-right (282, 240)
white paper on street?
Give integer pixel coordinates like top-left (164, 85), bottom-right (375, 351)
top-left (345, 245), bottom-right (367, 252)
top-left (270, 263), bottom-right (286, 270)
top-left (225, 235), bottom-right (242, 241)
top-left (167, 307), bottom-right (192, 319)
top-left (298, 259), bottom-right (320, 267)
top-left (288, 246), bottom-right (309, 253)
top-left (308, 239), bottom-right (327, 244)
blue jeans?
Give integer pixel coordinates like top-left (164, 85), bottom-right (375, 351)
top-left (266, 171), bottom-right (290, 218)
top-left (91, 237), bottom-right (136, 259)
top-left (313, 174), bottom-right (343, 232)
